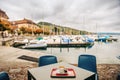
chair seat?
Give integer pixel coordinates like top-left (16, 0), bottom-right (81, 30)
top-left (117, 74), bottom-right (120, 80)
top-left (0, 71), bottom-right (9, 80)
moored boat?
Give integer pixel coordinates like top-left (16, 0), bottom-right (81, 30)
top-left (21, 42), bottom-right (47, 49)
top-left (13, 37), bottom-right (47, 49)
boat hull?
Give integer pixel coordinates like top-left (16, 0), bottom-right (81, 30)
top-left (21, 43), bottom-right (47, 49)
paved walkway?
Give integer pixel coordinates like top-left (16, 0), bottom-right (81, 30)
top-left (0, 46), bottom-right (120, 64)
top-left (0, 46), bottom-right (49, 63)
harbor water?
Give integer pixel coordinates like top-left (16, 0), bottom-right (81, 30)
top-left (28, 35), bottom-right (120, 64)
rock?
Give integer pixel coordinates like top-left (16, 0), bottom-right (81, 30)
top-left (9, 68), bottom-right (22, 73)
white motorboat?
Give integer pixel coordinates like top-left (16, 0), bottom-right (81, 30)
top-left (21, 41), bottom-right (47, 49)
top-left (14, 38), bottom-right (47, 49)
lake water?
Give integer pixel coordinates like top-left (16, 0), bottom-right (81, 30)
top-left (30, 35), bottom-right (120, 64)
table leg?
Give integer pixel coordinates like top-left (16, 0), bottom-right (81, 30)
top-left (28, 71), bottom-right (36, 80)
top-left (28, 71), bottom-right (31, 80)
top-left (85, 74), bottom-right (96, 80)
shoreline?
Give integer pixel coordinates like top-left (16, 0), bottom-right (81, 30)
top-left (0, 46), bottom-right (120, 79)
top-left (0, 46), bottom-right (120, 64)
top-left (0, 60), bottom-right (120, 80)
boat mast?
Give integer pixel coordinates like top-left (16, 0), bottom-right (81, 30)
top-left (42, 9), bottom-right (44, 36)
top-left (31, 14), bottom-right (34, 36)
top-left (96, 23), bottom-right (97, 35)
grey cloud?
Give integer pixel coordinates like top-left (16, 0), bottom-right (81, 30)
top-left (0, 0), bottom-right (120, 32)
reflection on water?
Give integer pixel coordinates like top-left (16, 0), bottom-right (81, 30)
top-left (59, 46), bottom-right (92, 53)
top-left (39, 36), bottom-right (120, 54)
top-left (41, 45), bottom-right (94, 54)
top-left (29, 35), bottom-right (120, 64)
top-left (32, 39), bottom-right (120, 55)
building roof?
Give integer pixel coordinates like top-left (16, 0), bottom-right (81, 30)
top-left (12, 18), bottom-right (36, 25)
top-left (0, 9), bottom-right (9, 19)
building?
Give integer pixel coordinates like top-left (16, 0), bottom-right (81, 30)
top-left (11, 18), bottom-right (39, 29)
top-left (11, 18), bottom-right (41, 34)
top-left (0, 9), bottom-right (11, 33)
top-left (0, 9), bottom-right (9, 20)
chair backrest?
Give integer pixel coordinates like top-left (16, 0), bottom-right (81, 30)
top-left (0, 71), bottom-right (9, 80)
top-left (38, 55), bottom-right (57, 67)
top-left (117, 74), bottom-right (120, 80)
top-left (78, 54), bottom-right (97, 73)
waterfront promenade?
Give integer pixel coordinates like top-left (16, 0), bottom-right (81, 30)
top-left (0, 46), bottom-right (120, 80)
top-left (0, 46), bottom-right (47, 80)
top-left (0, 35), bottom-right (120, 80)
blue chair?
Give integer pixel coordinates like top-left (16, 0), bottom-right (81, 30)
top-left (0, 71), bottom-right (9, 80)
top-left (78, 54), bottom-right (98, 80)
top-left (38, 55), bottom-right (57, 67)
top-left (117, 74), bottom-right (120, 80)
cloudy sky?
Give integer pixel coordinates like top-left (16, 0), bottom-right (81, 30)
top-left (0, 0), bottom-right (120, 33)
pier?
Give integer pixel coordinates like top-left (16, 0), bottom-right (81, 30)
top-left (95, 38), bottom-right (118, 42)
top-left (47, 42), bottom-right (93, 47)
top-left (0, 38), bottom-right (14, 46)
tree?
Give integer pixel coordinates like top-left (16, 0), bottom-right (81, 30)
top-left (20, 27), bottom-right (26, 34)
top-left (0, 23), bottom-right (6, 31)
top-left (54, 27), bottom-right (57, 35)
top-left (35, 28), bottom-right (43, 34)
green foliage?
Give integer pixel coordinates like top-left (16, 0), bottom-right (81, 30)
top-left (38, 22), bottom-right (53, 26)
top-left (37, 22), bottom-right (91, 35)
top-left (19, 27), bottom-right (26, 34)
top-left (0, 23), bottom-right (7, 31)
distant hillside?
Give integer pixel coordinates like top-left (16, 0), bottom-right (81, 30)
top-left (38, 22), bottom-right (91, 35)
top-left (38, 22), bottom-right (53, 26)
top-left (96, 32), bottom-right (120, 35)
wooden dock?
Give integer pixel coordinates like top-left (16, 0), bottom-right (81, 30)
top-left (95, 38), bottom-right (118, 42)
top-left (47, 42), bottom-right (94, 47)
top-left (12, 40), bottom-right (94, 48)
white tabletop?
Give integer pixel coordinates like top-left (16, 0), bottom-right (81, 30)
top-left (28, 62), bottom-right (95, 80)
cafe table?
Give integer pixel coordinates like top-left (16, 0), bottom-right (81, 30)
top-left (28, 62), bottom-right (95, 80)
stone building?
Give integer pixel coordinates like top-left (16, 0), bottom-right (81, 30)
top-left (0, 9), bottom-right (9, 20)
top-left (11, 18), bottom-right (39, 30)
top-left (0, 9), bottom-right (10, 37)
top-left (0, 9), bottom-right (10, 29)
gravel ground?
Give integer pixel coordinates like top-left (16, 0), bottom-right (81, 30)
top-left (0, 61), bottom-right (120, 80)
top-left (0, 46), bottom-right (120, 80)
